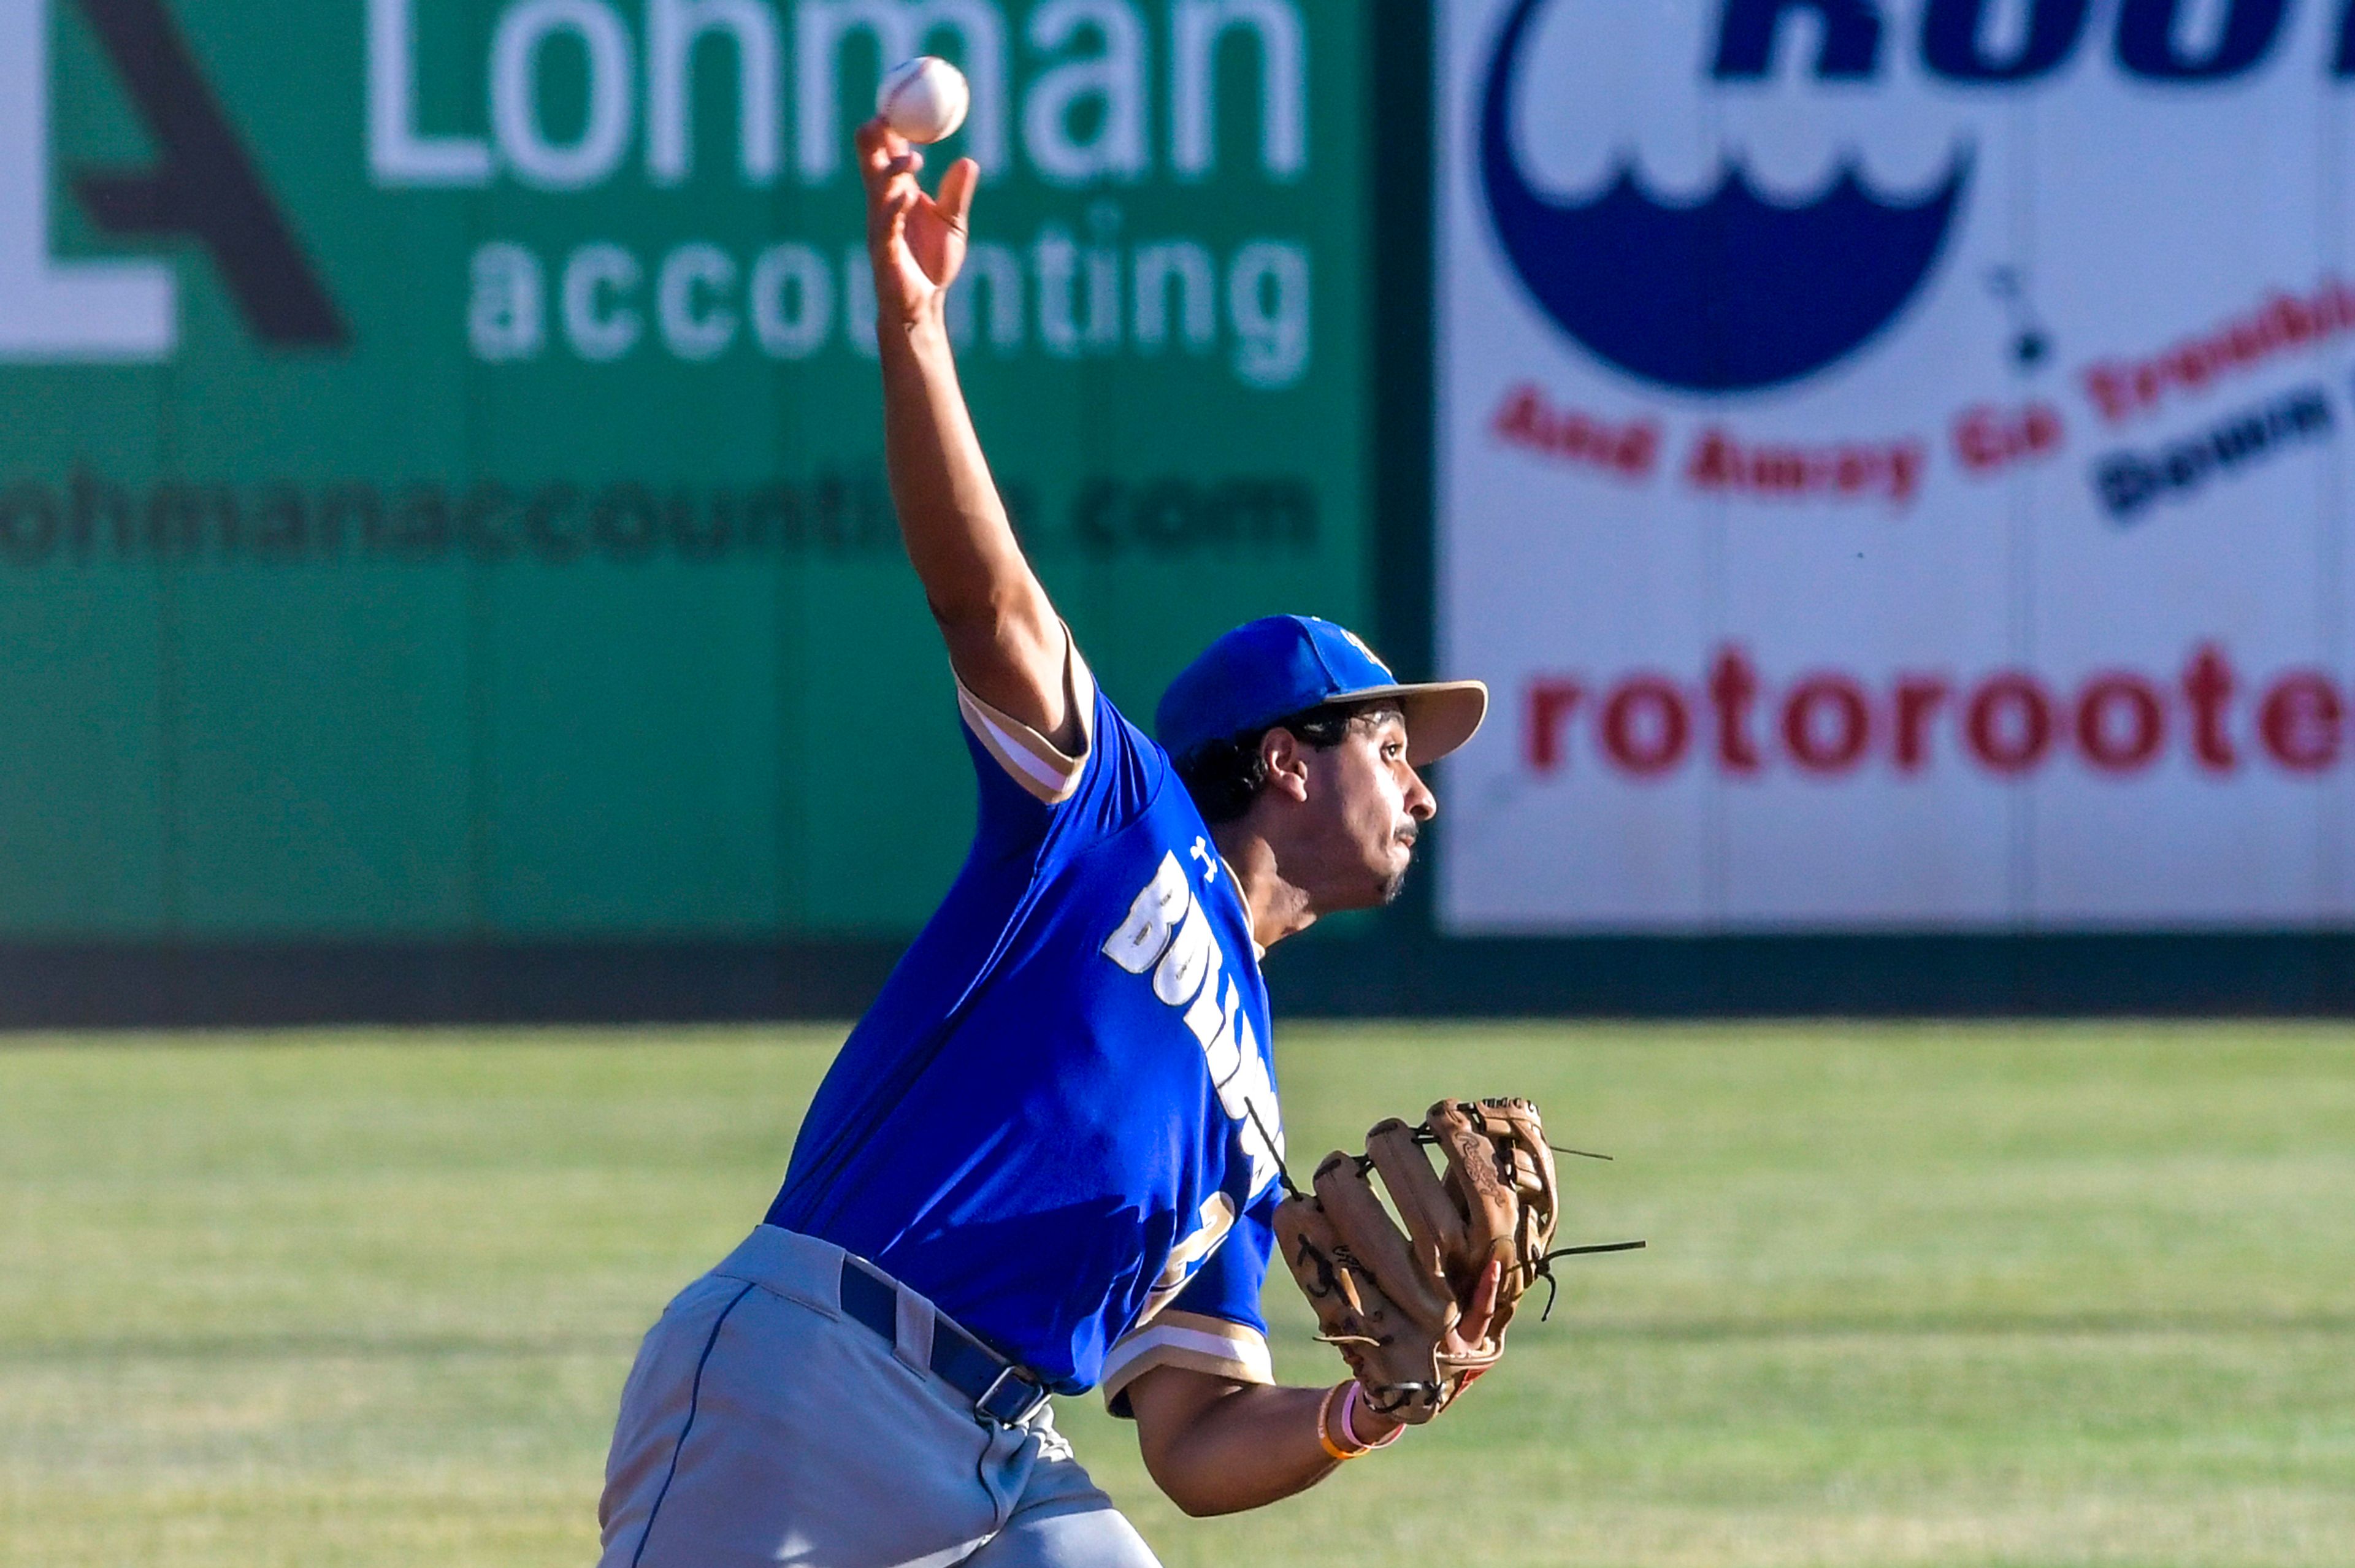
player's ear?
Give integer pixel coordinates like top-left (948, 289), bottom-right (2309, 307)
top-left (1259, 727), bottom-right (1312, 805)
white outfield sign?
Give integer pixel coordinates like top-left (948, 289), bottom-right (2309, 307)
top-left (1439, 0), bottom-right (2355, 933)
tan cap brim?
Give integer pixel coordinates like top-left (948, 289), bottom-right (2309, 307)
top-left (1342, 680), bottom-right (1489, 766)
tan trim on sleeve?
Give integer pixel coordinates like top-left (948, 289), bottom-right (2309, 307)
top-left (1099, 1310), bottom-right (1273, 1417)
top-left (955, 627), bottom-right (1097, 805)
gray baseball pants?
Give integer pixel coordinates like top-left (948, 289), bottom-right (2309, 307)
top-left (597, 1225), bottom-right (1163, 1568)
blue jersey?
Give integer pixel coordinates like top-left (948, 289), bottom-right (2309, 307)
top-left (768, 642), bottom-right (1285, 1407)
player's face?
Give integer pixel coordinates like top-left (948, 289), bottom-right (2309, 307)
top-left (1302, 712), bottom-right (1438, 909)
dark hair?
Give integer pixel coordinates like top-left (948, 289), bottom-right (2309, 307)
top-left (1174, 700), bottom-right (1404, 824)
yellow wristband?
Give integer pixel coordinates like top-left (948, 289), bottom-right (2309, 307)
top-left (1315, 1381), bottom-right (1371, 1462)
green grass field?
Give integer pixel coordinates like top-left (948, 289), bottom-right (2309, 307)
top-left (4, 1023), bottom-right (2351, 1567)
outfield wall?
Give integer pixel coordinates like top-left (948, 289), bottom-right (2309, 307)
top-left (18, 0), bottom-right (2355, 1020)
top-left (0, 0), bottom-right (1369, 940)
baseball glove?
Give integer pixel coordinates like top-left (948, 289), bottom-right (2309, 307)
top-left (1273, 1096), bottom-right (1561, 1424)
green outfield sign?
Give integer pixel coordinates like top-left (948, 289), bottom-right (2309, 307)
top-left (0, 0), bottom-right (1368, 937)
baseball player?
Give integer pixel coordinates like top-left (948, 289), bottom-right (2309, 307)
top-left (595, 120), bottom-right (1496, 1568)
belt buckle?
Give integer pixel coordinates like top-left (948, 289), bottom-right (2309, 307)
top-left (973, 1364), bottom-right (1048, 1429)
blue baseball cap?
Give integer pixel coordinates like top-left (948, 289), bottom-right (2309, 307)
top-left (1154, 616), bottom-right (1489, 767)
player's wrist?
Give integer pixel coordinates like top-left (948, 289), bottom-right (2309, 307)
top-left (1341, 1381), bottom-right (1406, 1445)
top-left (878, 300), bottom-right (950, 356)
top-left (1343, 1383), bottom-right (1406, 1444)
top-left (1315, 1380), bottom-right (1404, 1461)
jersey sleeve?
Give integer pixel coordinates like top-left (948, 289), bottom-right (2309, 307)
top-left (1097, 1195), bottom-right (1278, 1418)
top-left (957, 625), bottom-right (1165, 854)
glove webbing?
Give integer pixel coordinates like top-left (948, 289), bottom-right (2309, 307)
top-left (1260, 1105), bottom-right (1648, 1325)
top-left (1395, 1122), bottom-right (1648, 1321)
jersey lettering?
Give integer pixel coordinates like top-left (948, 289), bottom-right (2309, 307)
top-left (1154, 897), bottom-right (1216, 1006)
top-left (1179, 941), bottom-right (1227, 1042)
top-left (1103, 852), bottom-right (1285, 1198)
top-left (1219, 1023), bottom-right (1283, 1193)
top-left (1103, 852), bottom-right (1189, 974)
top-left (1141, 1190), bottom-right (1238, 1320)
top-left (1200, 979), bottom-right (1243, 1083)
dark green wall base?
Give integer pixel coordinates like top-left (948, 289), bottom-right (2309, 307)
top-left (0, 942), bottom-right (905, 1029)
top-left (1268, 935), bottom-right (2355, 1018)
top-left (12, 935), bottom-right (2355, 1028)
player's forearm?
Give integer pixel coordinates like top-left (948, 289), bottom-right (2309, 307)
top-left (878, 308), bottom-right (1055, 656)
top-left (1133, 1378), bottom-right (1402, 1516)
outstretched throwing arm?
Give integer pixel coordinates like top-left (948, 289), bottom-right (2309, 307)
top-left (859, 118), bottom-right (1076, 751)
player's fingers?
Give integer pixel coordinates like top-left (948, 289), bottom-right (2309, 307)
top-left (872, 151), bottom-right (922, 202)
top-left (870, 182), bottom-right (917, 251)
top-left (857, 126), bottom-right (890, 194)
top-left (854, 118), bottom-right (899, 188)
top-left (867, 151), bottom-right (922, 242)
top-left (1461, 1258), bottom-right (1504, 1342)
top-left (935, 158), bottom-right (980, 234)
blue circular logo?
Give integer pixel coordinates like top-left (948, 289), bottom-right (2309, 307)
top-left (1479, 0), bottom-right (1970, 394)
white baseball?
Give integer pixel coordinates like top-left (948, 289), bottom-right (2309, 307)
top-left (876, 56), bottom-right (970, 145)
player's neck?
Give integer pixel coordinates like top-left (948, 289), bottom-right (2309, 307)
top-left (1209, 825), bottom-right (1317, 950)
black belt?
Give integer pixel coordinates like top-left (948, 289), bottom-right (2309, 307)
top-left (838, 1256), bottom-right (1052, 1428)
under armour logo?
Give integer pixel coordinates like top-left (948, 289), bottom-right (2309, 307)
top-left (1190, 837), bottom-right (1219, 883)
